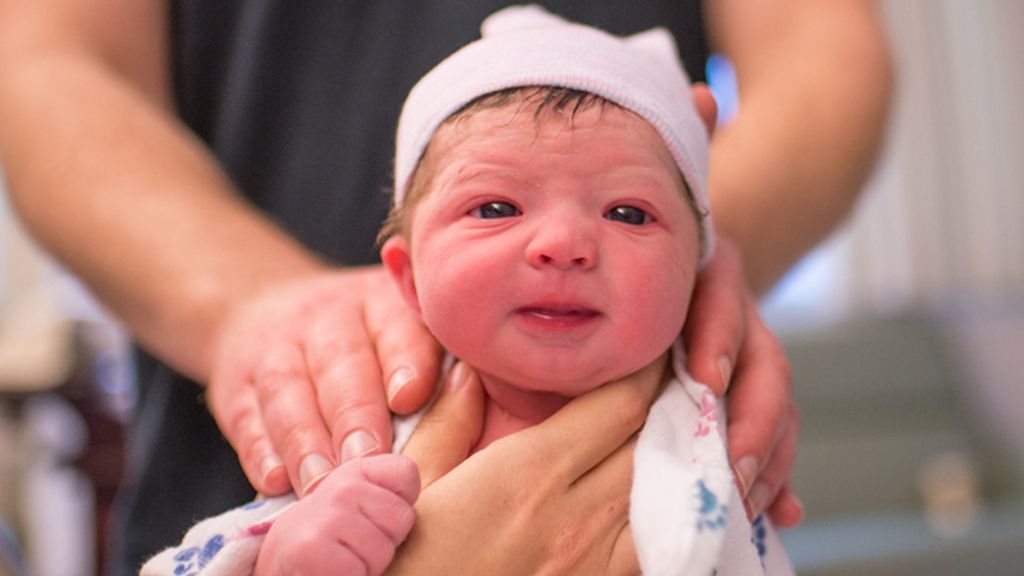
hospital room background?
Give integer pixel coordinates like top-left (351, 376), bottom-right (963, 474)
top-left (1, 1), bottom-right (1021, 575)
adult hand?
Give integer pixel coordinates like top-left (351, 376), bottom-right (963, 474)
top-left (207, 265), bottom-right (443, 496)
top-left (390, 357), bottom-right (668, 575)
top-left (688, 83), bottom-right (801, 527)
top-left (683, 237), bottom-right (803, 527)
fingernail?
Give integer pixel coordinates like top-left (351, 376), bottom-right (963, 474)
top-left (746, 482), bottom-right (771, 519)
top-left (717, 356), bottom-right (733, 391)
top-left (448, 362), bottom-right (470, 392)
top-left (299, 453), bottom-right (332, 496)
top-left (341, 429), bottom-right (380, 462)
top-left (733, 455), bottom-right (758, 497)
top-left (259, 453), bottom-right (284, 484)
top-left (790, 494), bottom-right (806, 523)
top-left (387, 366), bottom-right (416, 403)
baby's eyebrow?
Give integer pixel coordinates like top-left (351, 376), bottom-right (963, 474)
top-left (596, 171), bottom-right (666, 185)
top-left (589, 167), bottom-right (682, 190)
top-left (444, 162), bottom-right (537, 190)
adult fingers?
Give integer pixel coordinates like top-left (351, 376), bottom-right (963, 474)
top-left (725, 305), bottom-right (793, 507)
top-left (402, 362), bottom-right (485, 488)
top-left (746, 402), bottom-right (800, 522)
top-left (766, 483), bottom-right (805, 529)
top-left (683, 237), bottom-right (748, 396)
top-left (569, 436), bottom-right (638, 576)
top-left (691, 83), bottom-right (718, 136)
top-left (303, 299), bottom-right (393, 469)
top-left (608, 525), bottom-right (640, 576)
top-left (529, 355), bottom-right (664, 484)
top-left (208, 372), bottom-right (289, 494)
top-left (362, 270), bottom-right (443, 415)
top-left (570, 434), bottom-right (637, 509)
top-left (253, 342), bottom-right (337, 496)
top-left (207, 267), bottom-right (428, 499)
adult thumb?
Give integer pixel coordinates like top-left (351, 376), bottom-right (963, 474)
top-left (401, 361), bottom-right (485, 488)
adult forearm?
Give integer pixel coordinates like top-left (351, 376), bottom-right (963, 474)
top-left (0, 8), bottom-right (324, 382)
top-left (707, 0), bottom-right (894, 294)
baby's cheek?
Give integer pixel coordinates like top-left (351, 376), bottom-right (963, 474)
top-left (629, 268), bottom-right (690, 352)
top-left (417, 263), bottom-right (497, 351)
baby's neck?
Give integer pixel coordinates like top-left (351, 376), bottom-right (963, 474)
top-left (468, 352), bottom-right (673, 453)
top-left (472, 376), bottom-right (574, 452)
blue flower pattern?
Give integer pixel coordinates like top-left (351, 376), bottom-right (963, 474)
top-left (751, 514), bottom-right (767, 559)
top-left (694, 479), bottom-right (727, 532)
top-left (171, 534), bottom-right (225, 576)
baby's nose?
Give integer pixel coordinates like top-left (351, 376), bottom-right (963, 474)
top-left (525, 222), bottom-right (598, 270)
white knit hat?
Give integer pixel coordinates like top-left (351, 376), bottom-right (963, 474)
top-left (394, 4), bottom-right (714, 264)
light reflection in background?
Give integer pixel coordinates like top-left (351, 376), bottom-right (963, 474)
top-left (706, 53), bottom-right (739, 126)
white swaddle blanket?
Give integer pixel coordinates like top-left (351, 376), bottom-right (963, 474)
top-left (630, 341), bottom-right (793, 575)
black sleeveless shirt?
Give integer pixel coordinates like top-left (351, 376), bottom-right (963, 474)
top-left (114, 2), bottom-right (708, 573)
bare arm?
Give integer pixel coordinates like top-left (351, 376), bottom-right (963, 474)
top-left (0, 1), bottom-right (446, 496)
top-left (706, 0), bottom-right (893, 293)
top-left (0, 0), bottom-right (323, 381)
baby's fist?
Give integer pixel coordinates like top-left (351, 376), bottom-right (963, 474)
top-left (256, 454), bottom-right (420, 576)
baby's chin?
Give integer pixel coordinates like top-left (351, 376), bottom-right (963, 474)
top-left (472, 361), bottom-right (655, 423)
top-left (509, 354), bottom-right (670, 399)
top-left (501, 367), bottom-right (633, 398)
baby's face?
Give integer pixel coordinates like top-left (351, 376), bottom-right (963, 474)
top-left (388, 102), bottom-right (700, 397)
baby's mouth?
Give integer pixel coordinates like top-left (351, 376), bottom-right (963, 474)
top-left (513, 301), bottom-right (604, 332)
top-left (517, 307), bottom-right (601, 320)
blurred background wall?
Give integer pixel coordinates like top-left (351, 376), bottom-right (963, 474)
top-left (759, 1), bottom-right (1024, 573)
top-left (0, 0), bottom-right (1021, 575)
top-left (764, 0), bottom-right (1023, 320)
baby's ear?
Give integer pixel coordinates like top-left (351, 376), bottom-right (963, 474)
top-left (380, 236), bottom-right (422, 314)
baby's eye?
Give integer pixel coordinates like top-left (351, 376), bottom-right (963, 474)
top-left (605, 205), bottom-right (652, 226)
top-left (471, 201), bottom-right (521, 219)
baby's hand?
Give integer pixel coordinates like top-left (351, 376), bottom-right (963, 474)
top-left (255, 454), bottom-right (420, 576)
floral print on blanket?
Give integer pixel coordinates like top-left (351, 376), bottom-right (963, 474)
top-left (171, 535), bottom-right (225, 576)
top-left (695, 479), bottom-right (728, 532)
top-left (694, 389), bottom-right (720, 438)
top-left (751, 515), bottom-right (768, 559)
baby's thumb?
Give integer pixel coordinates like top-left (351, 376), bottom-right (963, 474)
top-left (401, 362), bottom-right (485, 488)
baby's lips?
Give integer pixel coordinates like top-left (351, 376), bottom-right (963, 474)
top-left (514, 294), bottom-right (603, 317)
top-left (515, 306), bottom-right (601, 319)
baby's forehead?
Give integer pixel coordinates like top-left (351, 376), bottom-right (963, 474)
top-left (426, 89), bottom-right (658, 157)
top-left (424, 92), bottom-right (679, 181)
top-left (441, 87), bottom-right (623, 132)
